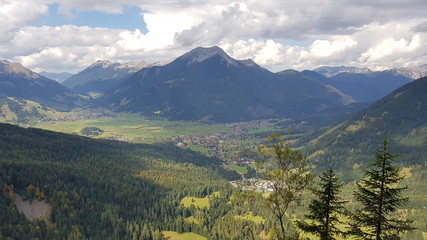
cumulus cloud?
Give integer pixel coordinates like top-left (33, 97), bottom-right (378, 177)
top-left (118, 11), bottom-right (198, 51)
top-left (222, 21), bottom-right (427, 71)
top-left (0, 0), bottom-right (49, 41)
top-left (0, 0), bottom-right (426, 73)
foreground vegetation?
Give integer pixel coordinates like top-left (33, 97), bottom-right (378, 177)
top-left (1, 109), bottom-right (426, 239)
top-left (1, 123), bottom-right (426, 239)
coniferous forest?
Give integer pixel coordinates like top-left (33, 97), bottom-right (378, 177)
top-left (1, 123), bottom-right (426, 240)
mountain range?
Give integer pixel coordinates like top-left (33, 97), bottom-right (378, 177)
top-left (308, 65), bottom-right (427, 102)
top-left (313, 65), bottom-right (427, 79)
top-left (0, 60), bottom-right (86, 111)
top-left (1, 46), bottom-right (427, 123)
top-left (99, 46), bottom-right (352, 123)
top-left (1, 47), bottom-right (427, 239)
top-left (303, 69), bottom-right (413, 102)
top-left (61, 60), bottom-right (150, 94)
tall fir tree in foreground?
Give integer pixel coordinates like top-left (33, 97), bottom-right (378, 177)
top-left (296, 169), bottom-right (346, 240)
top-left (350, 139), bottom-right (414, 240)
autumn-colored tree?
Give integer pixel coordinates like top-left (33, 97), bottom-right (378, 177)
top-left (258, 134), bottom-right (314, 239)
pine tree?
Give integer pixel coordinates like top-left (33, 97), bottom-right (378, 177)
top-left (140, 223), bottom-right (151, 240)
top-left (350, 139), bottom-right (414, 240)
top-left (296, 169), bottom-right (346, 240)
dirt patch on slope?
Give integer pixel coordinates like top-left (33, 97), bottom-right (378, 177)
top-left (14, 194), bottom-right (51, 221)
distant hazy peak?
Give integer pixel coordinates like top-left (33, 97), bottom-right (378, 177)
top-left (151, 58), bottom-right (175, 67)
top-left (89, 60), bottom-right (119, 69)
top-left (314, 66), bottom-right (372, 77)
top-left (385, 65), bottom-right (427, 79)
top-left (117, 61), bottom-right (149, 70)
top-left (87, 60), bottom-right (149, 72)
top-left (179, 46), bottom-right (237, 65)
top-left (0, 60), bottom-right (41, 79)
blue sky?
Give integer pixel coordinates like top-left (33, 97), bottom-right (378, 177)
top-left (0, 0), bottom-right (426, 73)
top-left (32, 4), bottom-right (148, 32)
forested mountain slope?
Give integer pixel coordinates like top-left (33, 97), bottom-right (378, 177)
top-left (0, 60), bottom-right (86, 111)
top-left (0, 123), bottom-right (238, 239)
top-left (307, 76), bottom-right (427, 174)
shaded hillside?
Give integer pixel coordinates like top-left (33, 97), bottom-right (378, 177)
top-left (327, 71), bottom-right (412, 102)
top-left (0, 123), bottom-right (238, 239)
top-left (62, 60), bottom-right (148, 94)
top-left (307, 76), bottom-right (427, 173)
top-left (100, 46), bottom-right (351, 123)
top-left (0, 60), bottom-right (86, 111)
top-left (311, 66), bottom-right (414, 102)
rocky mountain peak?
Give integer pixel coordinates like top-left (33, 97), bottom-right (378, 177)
top-left (89, 60), bottom-right (119, 69)
top-left (179, 46), bottom-right (237, 65)
top-left (0, 60), bottom-right (41, 79)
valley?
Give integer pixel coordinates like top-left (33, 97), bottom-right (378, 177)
top-left (1, 47), bottom-right (427, 239)
top-left (3, 105), bottom-right (425, 240)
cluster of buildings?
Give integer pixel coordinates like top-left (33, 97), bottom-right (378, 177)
top-left (230, 178), bottom-right (274, 192)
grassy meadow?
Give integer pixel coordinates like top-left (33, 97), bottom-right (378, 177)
top-left (162, 231), bottom-right (207, 240)
top-left (34, 113), bottom-right (233, 140)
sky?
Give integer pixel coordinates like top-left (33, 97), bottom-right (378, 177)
top-left (1, 0), bottom-right (427, 73)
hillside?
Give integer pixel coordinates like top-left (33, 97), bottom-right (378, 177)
top-left (306, 76), bottom-right (427, 173)
top-left (62, 60), bottom-right (149, 94)
top-left (0, 60), bottom-right (87, 111)
top-left (0, 97), bottom-right (63, 123)
top-left (100, 46), bottom-right (352, 123)
top-left (0, 123), bottom-right (239, 239)
top-left (311, 66), bottom-right (416, 102)
top-left (326, 71), bottom-right (412, 102)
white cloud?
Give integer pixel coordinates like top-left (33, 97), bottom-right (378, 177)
top-left (309, 37), bottom-right (358, 58)
top-left (0, 0), bottom-right (49, 41)
top-left (118, 11), bottom-right (199, 51)
top-left (0, 0), bottom-right (426, 73)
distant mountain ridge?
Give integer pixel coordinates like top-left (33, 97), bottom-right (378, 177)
top-left (308, 65), bottom-right (421, 102)
top-left (384, 64), bottom-right (427, 79)
top-left (0, 60), bottom-right (86, 111)
top-left (100, 46), bottom-right (352, 123)
top-left (313, 66), bottom-right (372, 77)
top-left (39, 71), bottom-right (73, 83)
top-left (62, 60), bottom-right (150, 94)
top-left (313, 65), bottom-right (427, 79)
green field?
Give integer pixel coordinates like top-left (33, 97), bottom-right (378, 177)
top-left (181, 192), bottom-right (220, 209)
top-left (186, 143), bottom-right (208, 154)
top-left (162, 231), bottom-right (207, 240)
top-left (34, 113), bottom-right (232, 140)
top-left (184, 216), bottom-right (200, 224)
top-left (181, 196), bottom-right (210, 209)
top-left (229, 165), bottom-right (248, 174)
top-left (235, 211), bottom-right (265, 224)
